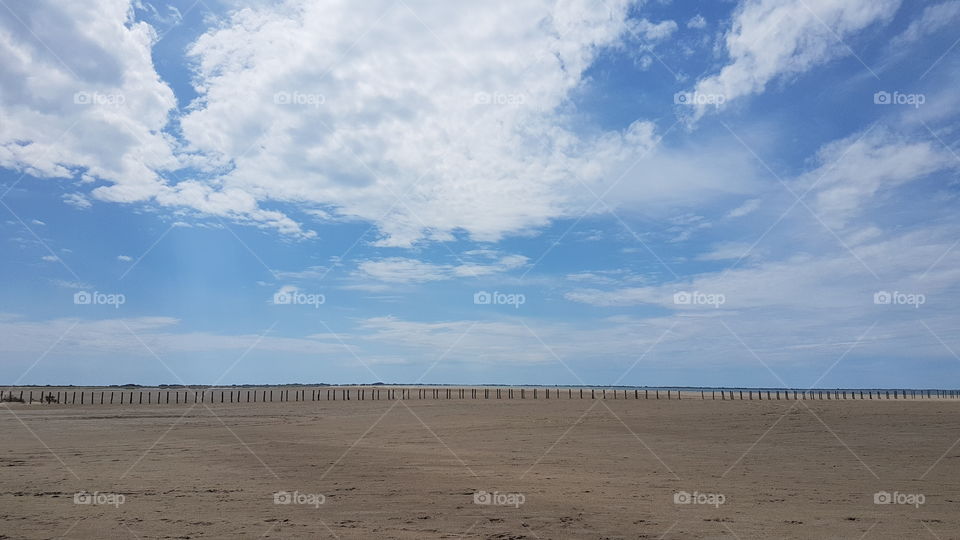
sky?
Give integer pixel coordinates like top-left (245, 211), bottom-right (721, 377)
top-left (1, 0), bottom-right (959, 388)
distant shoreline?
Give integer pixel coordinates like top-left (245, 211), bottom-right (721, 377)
top-left (3, 383), bottom-right (958, 392)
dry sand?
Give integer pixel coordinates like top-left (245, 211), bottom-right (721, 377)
top-left (1, 388), bottom-right (958, 539)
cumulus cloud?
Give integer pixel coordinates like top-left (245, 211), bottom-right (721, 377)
top-left (687, 0), bottom-right (900, 117)
top-left (686, 14), bottom-right (707, 29)
top-left (890, 0), bottom-right (960, 46)
top-left (802, 128), bottom-right (956, 227)
top-left (0, 0), bottom-right (764, 246)
top-left (0, 0), bottom-right (178, 200)
top-left (356, 252), bottom-right (528, 284)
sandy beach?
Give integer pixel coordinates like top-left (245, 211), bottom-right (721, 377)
top-left (1, 388), bottom-right (958, 539)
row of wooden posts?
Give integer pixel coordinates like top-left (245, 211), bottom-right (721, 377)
top-left (2, 387), bottom-right (959, 405)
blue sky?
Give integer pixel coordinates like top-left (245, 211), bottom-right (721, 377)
top-left (1, 0), bottom-right (959, 388)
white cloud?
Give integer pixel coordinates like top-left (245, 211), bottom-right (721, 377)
top-left (725, 198), bottom-right (762, 218)
top-left (31, 219), bottom-right (45, 225)
top-left (0, 0), bottom-right (178, 201)
top-left (0, 0), bottom-right (764, 246)
top-left (890, 1), bottom-right (960, 46)
top-left (629, 18), bottom-right (678, 41)
top-left (356, 253), bottom-right (528, 284)
top-left (802, 128), bottom-right (956, 227)
top-left (117, 255), bottom-right (133, 261)
top-left (62, 193), bottom-right (92, 209)
top-left (688, 0), bottom-right (900, 116)
top-left (695, 241), bottom-right (758, 261)
top-left (41, 255), bottom-right (59, 262)
top-left (686, 14), bottom-right (706, 29)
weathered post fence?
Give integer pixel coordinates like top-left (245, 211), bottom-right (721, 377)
top-left (2, 387), bottom-right (957, 406)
